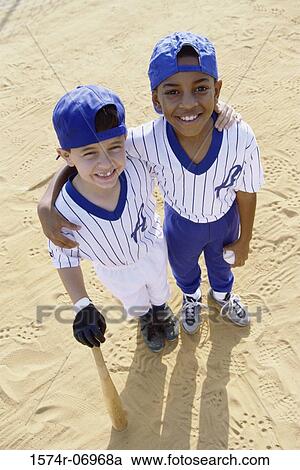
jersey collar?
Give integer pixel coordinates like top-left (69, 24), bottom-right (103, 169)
top-left (65, 172), bottom-right (127, 221)
top-left (165, 112), bottom-right (223, 175)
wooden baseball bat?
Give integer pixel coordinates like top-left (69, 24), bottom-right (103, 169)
top-left (92, 347), bottom-right (128, 431)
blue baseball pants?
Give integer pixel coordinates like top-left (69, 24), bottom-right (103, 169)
top-left (163, 202), bottom-right (240, 294)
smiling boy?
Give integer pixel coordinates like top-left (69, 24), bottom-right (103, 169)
top-left (37, 33), bottom-right (246, 337)
top-left (152, 47), bottom-right (221, 163)
top-left (48, 84), bottom-right (179, 353)
top-left (124, 32), bottom-right (264, 333)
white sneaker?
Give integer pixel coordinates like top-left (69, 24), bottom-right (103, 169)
top-left (208, 289), bottom-right (250, 327)
top-left (181, 295), bottom-right (202, 334)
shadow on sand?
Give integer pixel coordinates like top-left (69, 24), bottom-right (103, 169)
top-left (107, 304), bottom-right (249, 450)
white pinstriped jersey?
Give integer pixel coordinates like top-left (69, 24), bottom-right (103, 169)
top-left (126, 115), bottom-right (264, 223)
top-left (48, 156), bottom-right (163, 270)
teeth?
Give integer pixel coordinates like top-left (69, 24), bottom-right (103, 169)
top-left (179, 114), bottom-right (199, 122)
top-left (96, 170), bottom-right (114, 177)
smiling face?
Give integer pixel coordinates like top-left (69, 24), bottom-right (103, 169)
top-left (152, 55), bottom-right (222, 141)
top-left (58, 135), bottom-right (126, 192)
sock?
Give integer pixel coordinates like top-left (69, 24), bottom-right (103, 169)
top-left (152, 303), bottom-right (166, 314)
top-left (212, 290), bottom-right (228, 301)
top-left (183, 287), bottom-right (201, 301)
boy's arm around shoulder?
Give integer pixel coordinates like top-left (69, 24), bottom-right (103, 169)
top-left (214, 100), bottom-right (242, 131)
top-left (37, 165), bottom-right (80, 249)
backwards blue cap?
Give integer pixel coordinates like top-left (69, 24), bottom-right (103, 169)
top-left (148, 32), bottom-right (218, 91)
top-left (52, 85), bottom-right (126, 149)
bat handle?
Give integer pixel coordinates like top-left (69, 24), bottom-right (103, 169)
top-left (92, 347), bottom-right (128, 432)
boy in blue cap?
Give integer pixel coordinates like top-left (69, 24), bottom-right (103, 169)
top-left (131, 32), bottom-right (264, 333)
top-left (47, 84), bottom-right (179, 353)
top-left (38, 33), bottom-right (245, 336)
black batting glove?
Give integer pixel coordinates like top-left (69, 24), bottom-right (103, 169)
top-left (73, 304), bottom-right (106, 348)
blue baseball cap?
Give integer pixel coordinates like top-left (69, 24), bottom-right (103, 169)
top-left (148, 32), bottom-right (218, 91)
top-left (52, 85), bottom-right (126, 149)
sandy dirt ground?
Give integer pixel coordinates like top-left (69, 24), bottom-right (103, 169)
top-left (0, 0), bottom-right (299, 450)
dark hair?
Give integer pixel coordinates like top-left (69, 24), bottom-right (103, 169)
top-left (95, 104), bottom-right (119, 132)
top-left (177, 45), bottom-right (199, 60)
top-left (177, 45), bottom-right (216, 82)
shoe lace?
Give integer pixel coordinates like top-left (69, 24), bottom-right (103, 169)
top-left (182, 300), bottom-right (201, 321)
top-left (226, 294), bottom-right (246, 319)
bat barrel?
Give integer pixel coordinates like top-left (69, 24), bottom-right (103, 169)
top-left (92, 348), bottom-right (128, 431)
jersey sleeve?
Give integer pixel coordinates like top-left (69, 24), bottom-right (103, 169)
top-left (126, 127), bottom-right (149, 161)
top-left (48, 231), bottom-right (81, 269)
top-left (126, 127), bottom-right (157, 183)
top-left (234, 125), bottom-right (264, 192)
